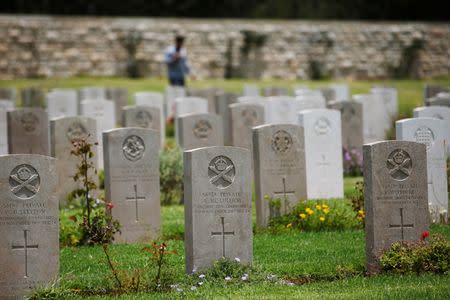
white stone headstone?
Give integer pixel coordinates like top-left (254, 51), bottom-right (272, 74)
top-left (371, 87), bottom-right (398, 120)
top-left (165, 85), bottom-right (186, 120)
top-left (396, 117), bottom-right (448, 223)
top-left (329, 84), bottom-right (349, 102)
top-left (46, 89), bottom-right (78, 119)
top-left (80, 100), bottom-right (116, 169)
top-left (266, 96), bottom-right (300, 125)
top-left (298, 109), bottom-right (344, 199)
top-left (79, 87), bottom-right (106, 101)
top-left (243, 84), bottom-right (260, 96)
top-left (413, 106), bottom-right (450, 155)
top-left (0, 100), bottom-right (14, 155)
top-left (295, 92), bottom-right (326, 111)
top-left (353, 94), bottom-right (389, 143)
top-left (133, 92), bottom-right (166, 147)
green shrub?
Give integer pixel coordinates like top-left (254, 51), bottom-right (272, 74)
top-left (380, 234), bottom-right (450, 274)
top-left (160, 145), bottom-right (183, 205)
top-left (268, 199), bottom-right (363, 232)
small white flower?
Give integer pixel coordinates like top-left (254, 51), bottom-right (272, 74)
top-left (176, 287), bottom-right (183, 293)
top-left (287, 282), bottom-right (295, 286)
top-left (241, 275), bottom-right (248, 281)
top-left (225, 276), bottom-right (232, 281)
top-left (199, 274), bottom-right (205, 279)
top-left (190, 286), bottom-right (197, 291)
top-left (234, 257), bottom-right (241, 263)
top-left (198, 282), bottom-right (204, 286)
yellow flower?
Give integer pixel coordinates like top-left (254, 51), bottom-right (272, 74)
top-left (315, 204), bottom-right (322, 210)
top-left (305, 208), bottom-right (314, 215)
top-left (323, 208), bottom-right (330, 214)
top-left (286, 223), bottom-right (292, 228)
top-left (322, 204), bottom-right (329, 209)
top-left (299, 213), bottom-right (306, 219)
top-left (358, 209), bottom-right (364, 215)
top-left (319, 217), bottom-right (325, 222)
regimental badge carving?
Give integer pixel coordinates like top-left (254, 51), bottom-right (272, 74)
top-left (193, 120), bottom-right (212, 139)
top-left (314, 117), bottom-right (331, 135)
top-left (208, 156), bottom-right (235, 189)
top-left (242, 108), bottom-right (258, 126)
top-left (271, 130), bottom-right (292, 154)
top-left (9, 164), bottom-right (40, 199)
top-left (122, 135), bottom-right (145, 162)
top-left (135, 110), bottom-right (153, 128)
top-left (20, 112), bottom-right (39, 133)
top-left (387, 149), bottom-right (412, 181)
top-left (66, 121), bottom-right (87, 141)
top-left (414, 126), bottom-right (434, 150)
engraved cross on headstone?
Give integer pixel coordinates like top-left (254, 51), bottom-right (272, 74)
top-left (125, 184), bottom-right (146, 222)
top-left (211, 216), bottom-right (235, 257)
top-left (389, 207), bottom-right (414, 240)
top-left (273, 177), bottom-right (295, 214)
top-left (11, 229), bottom-right (39, 278)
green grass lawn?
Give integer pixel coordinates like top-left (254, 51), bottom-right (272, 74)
top-left (1, 77), bottom-right (450, 118)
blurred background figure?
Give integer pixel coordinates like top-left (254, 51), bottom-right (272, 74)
top-left (164, 35), bottom-right (190, 86)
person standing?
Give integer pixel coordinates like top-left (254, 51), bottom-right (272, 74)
top-left (164, 35), bottom-right (190, 86)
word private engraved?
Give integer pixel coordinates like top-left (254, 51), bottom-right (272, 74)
top-left (271, 130), bottom-right (292, 154)
top-left (208, 156), bottom-right (235, 189)
top-left (9, 164), bottom-right (41, 199)
top-left (122, 135), bottom-right (145, 162)
top-left (193, 120), bottom-right (212, 139)
top-left (386, 149), bottom-right (412, 181)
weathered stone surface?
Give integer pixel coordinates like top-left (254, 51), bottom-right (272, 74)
top-left (134, 92), bottom-right (165, 147)
top-left (413, 105), bottom-right (450, 155)
top-left (229, 103), bottom-right (264, 149)
top-left (174, 97), bottom-right (208, 144)
top-left (396, 118), bottom-right (448, 223)
top-left (21, 87), bottom-right (44, 108)
top-left (80, 99), bottom-right (116, 169)
top-left (329, 101), bottom-right (363, 151)
top-left (237, 96), bottom-right (266, 104)
top-left (353, 94), bottom-right (389, 143)
top-left (7, 108), bottom-right (49, 155)
top-left (103, 128), bottom-right (160, 243)
top-left (177, 113), bottom-right (224, 150)
top-left (50, 116), bottom-right (97, 203)
top-left (187, 88), bottom-right (222, 114)
top-left (79, 86), bottom-right (106, 101)
top-left (253, 124), bottom-right (307, 227)
top-left (371, 87), bottom-right (398, 120)
top-left (0, 154), bottom-right (59, 298)
top-left (364, 141), bottom-right (429, 274)
top-left (184, 146), bottom-right (252, 273)
top-left (296, 92), bottom-right (326, 110)
top-left (262, 86), bottom-right (289, 97)
top-left (0, 101), bottom-right (14, 155)
top-left (165, 86), bottom-right (185, 120)
top-left (298, 109), bottom-right (343, 199)
top-left (215, 92), bottom-right (238, 146)
top-left (424, 84), bottom-right (449, 100)
top-left (106, 87), bottom-right (129, 126)
top-left (266, 96), bottom-right (300, 124)
top-left (123, 105), bottom-right (162, 147)
top-left (46, 89), bottom-right (78, 119)
top-left (242, 85), bottom-right (260, 96)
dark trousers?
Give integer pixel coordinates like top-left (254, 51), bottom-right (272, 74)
top-left (169, 77), bottom-right (185, 86)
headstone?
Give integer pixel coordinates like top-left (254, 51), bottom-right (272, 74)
top-left (253, 124), bottom-right (307, 227)
top-left (371, 87), bottom-right (398, 120)
top-left (106, 87), bottom-right (129, 126)
top-left (396, 118), bottom-right (448, 223)
top-left (426, 95), bottom-right (450, 107)
top-left (134, 92), bottom-right (165, 147)
top-left (266, 96), bottom-right (300, 125)
top-left (187, 88), bottom-right (221, 114)
top-left (318, 87), bottom-right (336, 103)
top-left (296, 92), bottom-right (326, 110)
top-left (165, 85), bottom-right (186, 120)
top-left (79, 86), bottom-right (106, 101)
top-left (103, 128), bottom-right (161, 243)
top-left (177, 113), bottom-right (224, 150)
top-left (80, 100), bottom-right (116, 169)
top-left (364, 141), bottom-right (429, 274)
top-left (7, 108), bottom-right (49, 155)
top-left (424, 84), bottom-right (448, 100)
top-left (215, 92), bottom-right (238, 146)
top-left (329, 84), bottom-right (349, 102)
top-left (262, 86), bottom-right (289, 97)
top-left (46, 89), bottom-right (78, 119)
top-left (122, 105), bottom-right (163, 148)
top-left (50, 116), bottom-right (97, 203)
top-left (298, 109), bottom-right (344, 199)
top-left (229, 103), bottom-right (265, 149)
top-left (413, 106), bottom-right (450, 155)
top-left (21, 87), bottom-right (45, 108)
top-left (0, 154), bottom-right (59, 298)
top-left (243, 84), bottom-right (260, 96)
top-left (329, 101), bottom-right (364, 151)
top-left (184, 146), bottom-right (252, 273)
top-left (237, 96), bottom-right (266, 104)
top-left (174, 97), bottom-right (208, 144)
top-left (353, 94), bottom-right (389, 143)
top-left (0, 101), bottom-right (14, 155)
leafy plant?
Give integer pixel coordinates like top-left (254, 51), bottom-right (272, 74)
top-left (143, 242), bottom-right (177, 290)
top-left (380, 233), bottom-right (450, 274)
top-left (268, 199), bottom-right (363, 232)
top-left (160, 144), bottom-right (183, 205)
